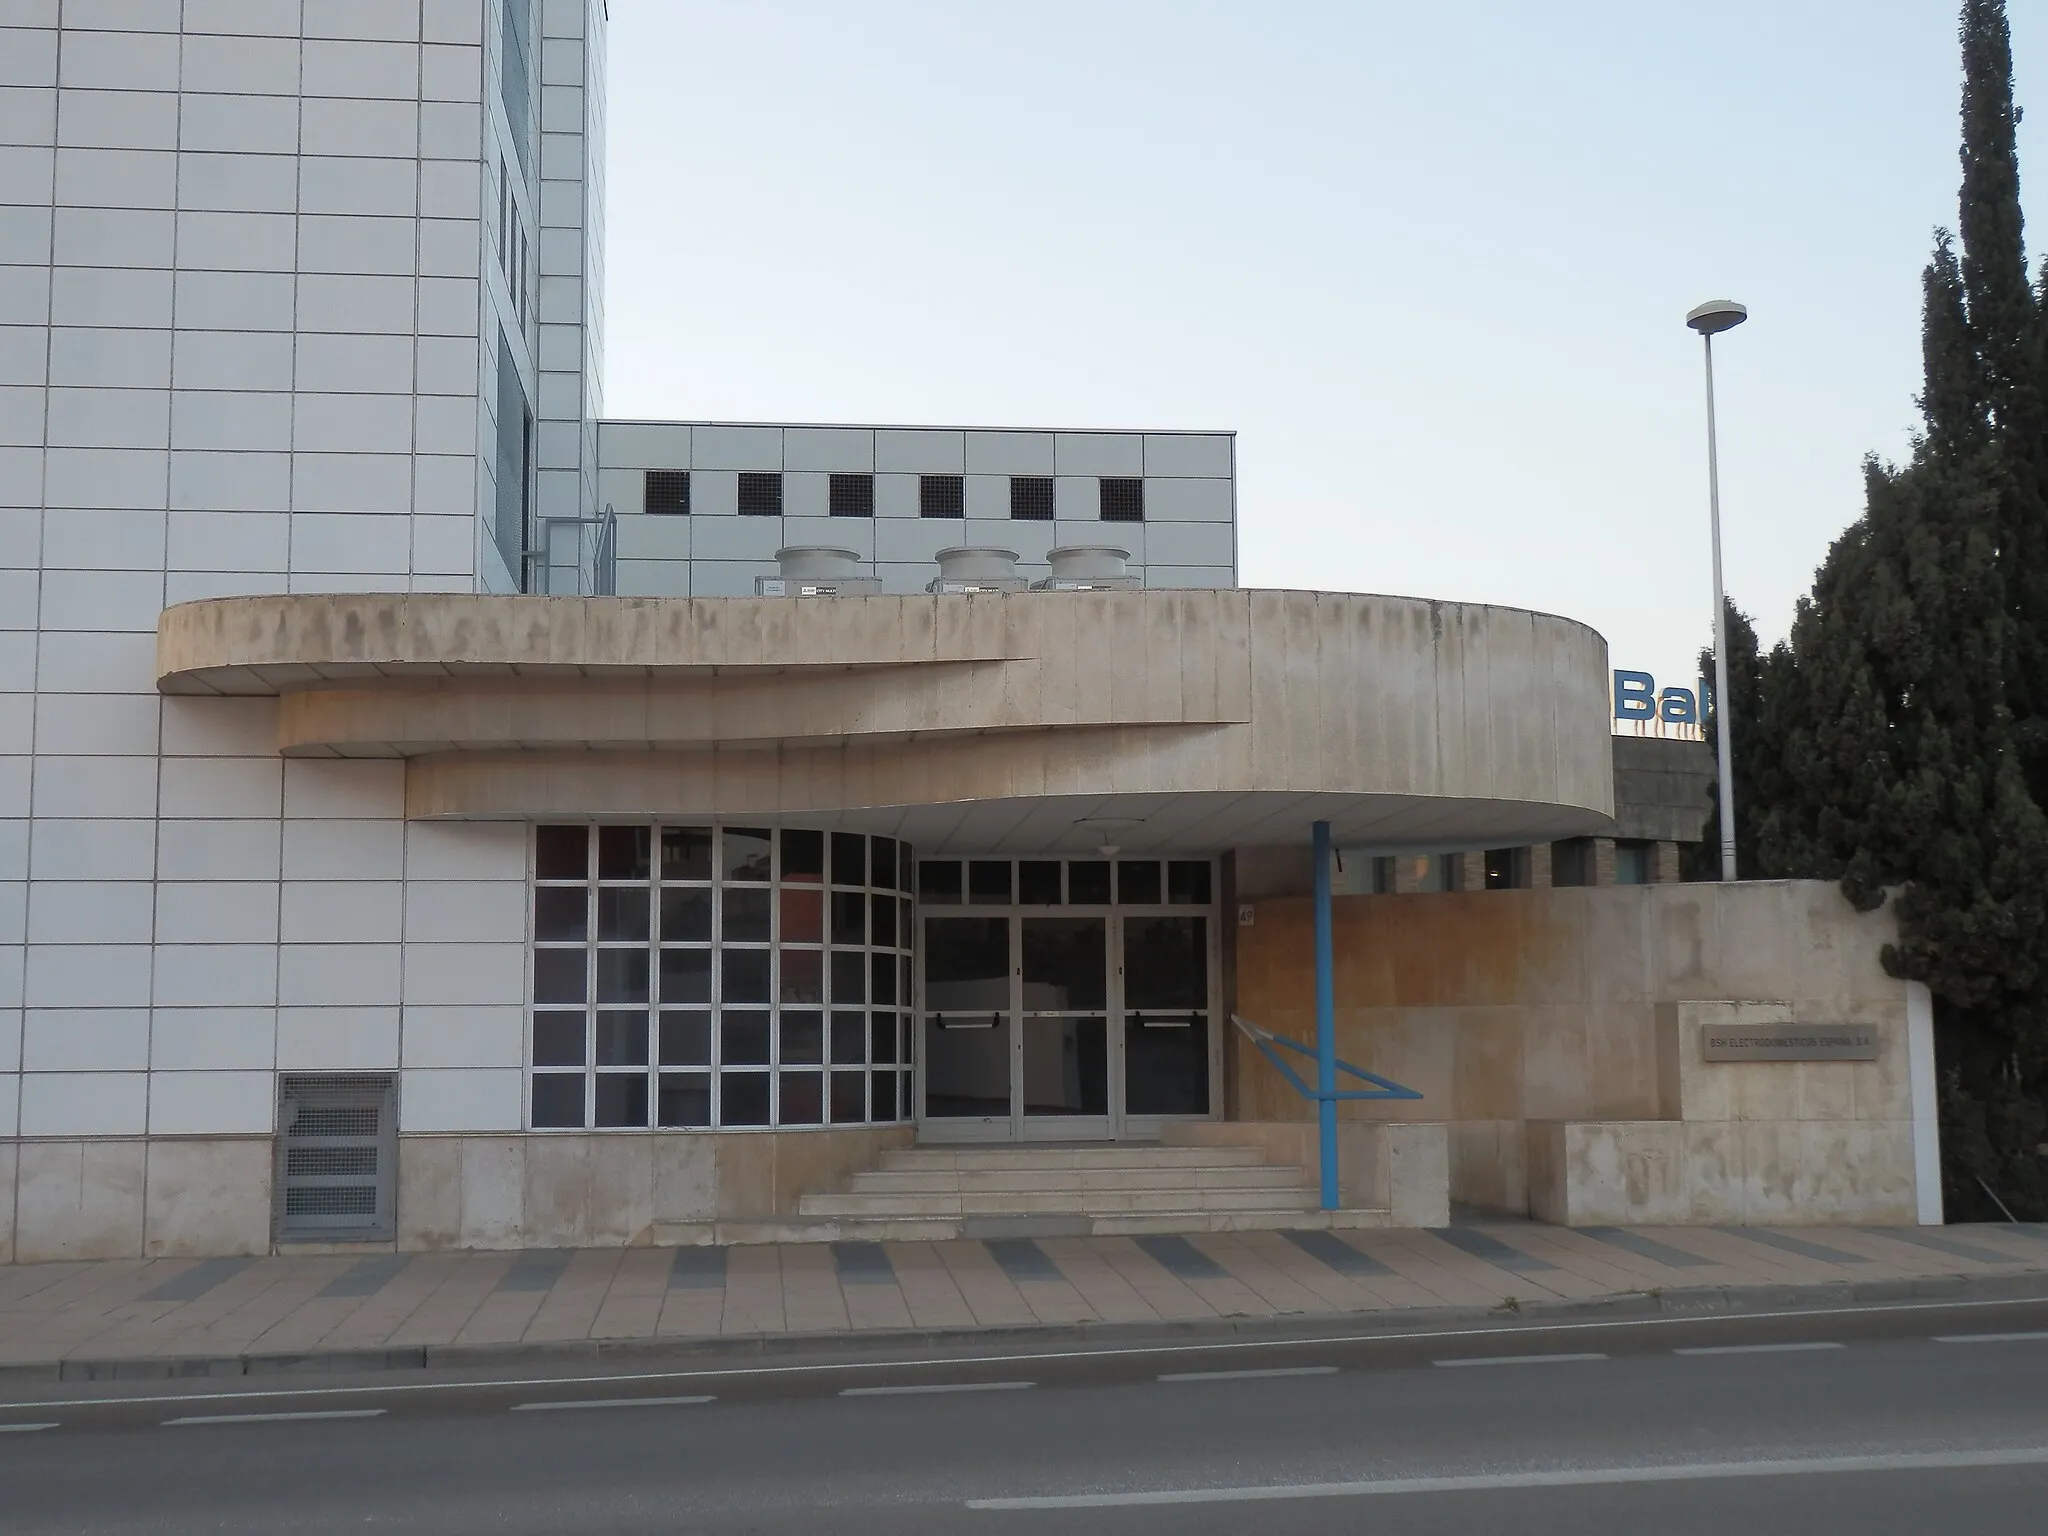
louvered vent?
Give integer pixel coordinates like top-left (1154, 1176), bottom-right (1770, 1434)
top-left (275, 1074), bottom-right (397, 1242)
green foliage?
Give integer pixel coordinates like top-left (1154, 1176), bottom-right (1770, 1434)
top-left (1725, 0), bottom-right (2048, 1218)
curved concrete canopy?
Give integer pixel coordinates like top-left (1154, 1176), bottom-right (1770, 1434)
top-left (156, 589), bottom-right (1615, 850)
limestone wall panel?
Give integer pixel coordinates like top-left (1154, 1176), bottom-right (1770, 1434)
top-left (143, 1139), bottom-right (272, 1257)
top-left (13, 1141), bottom-right (147, 1263)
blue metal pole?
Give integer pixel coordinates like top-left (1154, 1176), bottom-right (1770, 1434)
top-left (1312, 819), bottom-right (1338, 1210)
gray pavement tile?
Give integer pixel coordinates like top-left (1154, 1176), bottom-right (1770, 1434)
top-left (1577, 1228), bottom-right (1714, 1269)
top-left (1865, 1227), bottom-right (2021, 1266)
top-left (983, 1238), bottom-right (1062, 1283)
top-left (832, 1242), bottom-right (895, 1284)
top-left (1430, 1226), bottom-right (1557, 1272)
top-left (1990, 1223), bottom-right (2048, 1247)
top-left (668, 1247), bottom-right (728, 1290)
top-left (1281, 1229), bottom-right (1394, 1278)
top-left (320, 1255), bottom-right (414, 1299)
top-left (1133, 1234), bottom-right (1229, 1282)
top-left (1721, 1228), bottom-right (1869, 1265)
top-left (496, 1251), bottom-right (572, 1294)
top-left (141, 1258), bottom-right (253, 1303)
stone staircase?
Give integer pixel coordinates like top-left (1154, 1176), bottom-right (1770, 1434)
top-left (781, 1142), bottom-right (1393, 1240)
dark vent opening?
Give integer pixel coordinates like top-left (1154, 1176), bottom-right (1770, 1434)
top-left (645, 469), bottom-right (691, 515)
top-left (1100, 477), bottom-right (1145, 522)
top-left (919, 474), bottom-right (965, 519)
top-left (737, 472), bottom-right (783, 516)
top-left (828, 473), bottom-right (875, 517)
top-left (1010, 475), bottom-right (1054, 521)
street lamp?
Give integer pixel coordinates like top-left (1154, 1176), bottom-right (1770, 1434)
top-left (1686, 298), bottom-right (1747, 881)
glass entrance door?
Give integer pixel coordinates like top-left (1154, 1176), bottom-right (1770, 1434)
top-left (921, 917), bottom-right (1011, 1132)
top-left (1019, 917), bottom-right (1111, 1137)
top-left (915, 857), bottom-right (1220, 1143)
top-left (1121, 915), bottom-right (1210, 1121)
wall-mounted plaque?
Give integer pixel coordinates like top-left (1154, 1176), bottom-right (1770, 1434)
top-left (1701, 1023), bottom-right (1879, 1063)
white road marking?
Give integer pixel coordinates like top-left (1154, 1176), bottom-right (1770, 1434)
top-left (1433, 1352), bottom-right (1607, 1368)
top-left (164, 1409), bottom-right (387, 1427)
top-left (841, 1381), bottom-right (1035, 1397)
top-left (5, 1292), bottom-right (2043, 1414)
top-left (511, 1395), bottom-right (714, 1412)
top-left (1676, 1342), bottom-right (1844, 1356)
top-left (1934, 1331), bottom-right (2048, 1344)
top-left (0, 1423), bottom-right (58, 1433)
top-left (966, 1446), bottom-right (2048, 1509)
top-left (1158, 1366), bottom-right (1339, 1383)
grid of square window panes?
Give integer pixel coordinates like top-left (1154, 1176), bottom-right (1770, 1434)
top-left (530, 825), bottom-right (915, 1131)
top-left (914, 857), bottom-right (1213, 909)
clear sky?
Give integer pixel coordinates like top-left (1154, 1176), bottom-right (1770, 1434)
top-left (601, 1), bottom-right (2048, 689)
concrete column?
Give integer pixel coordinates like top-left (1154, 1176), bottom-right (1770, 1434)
top-left (1654, 840), bottom-right (1682, 883)
top-left (1593, 838), bottom-right (1618, 886)
top-left (1526, 842), bottom-right (1553, 888)
top-left (1457, 853), bottom-right (1486, 891)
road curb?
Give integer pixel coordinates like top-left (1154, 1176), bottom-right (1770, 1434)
top-left (7, 1266), bottom-right (2048, 1386)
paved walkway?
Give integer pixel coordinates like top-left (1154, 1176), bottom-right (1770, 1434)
top-left (4, 1222), bottom-right (2047, 1375)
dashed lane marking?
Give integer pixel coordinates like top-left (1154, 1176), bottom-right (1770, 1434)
top-left (841, 1381), bottom-right (1035, 1397)
top-left (164, 1409), bottom-right (387, 1427)
top-left (511, 1395), bottom-right (715, 1412)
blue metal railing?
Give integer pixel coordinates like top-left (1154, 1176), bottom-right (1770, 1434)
top-left (1230, 1014), bottom-right (1423, 1106)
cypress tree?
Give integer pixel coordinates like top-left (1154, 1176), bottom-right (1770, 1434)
top-left (1957, 0), bottom-right (2048, 790)
top-left (1736, 0), bottom-right (2048, 1217)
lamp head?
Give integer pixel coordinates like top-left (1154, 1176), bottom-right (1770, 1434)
top-left (1686, 299), bottom-right (1748, 336)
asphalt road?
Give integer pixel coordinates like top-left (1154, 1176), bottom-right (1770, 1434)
top-left (5, 1297), bottom-right (2048, 1534)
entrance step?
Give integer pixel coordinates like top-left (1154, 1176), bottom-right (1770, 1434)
top-left (878, 1145), bottom-right (1270, 1171)
top-left (847, 1166), bottom-right (1309, 1195)
top-left (716, 1206), bottom-right (1396, 1245)
top-left (802, 1186), bottom-right (1319, 1218)
top-left (796, 1142), bottom-right (1343, 1229)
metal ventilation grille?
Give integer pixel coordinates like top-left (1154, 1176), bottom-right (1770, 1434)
top-left (276, 1075), bottom-right (397, 1242)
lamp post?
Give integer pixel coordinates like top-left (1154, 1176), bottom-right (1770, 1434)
top-left (1685, 298), bottom-right (1747, 881)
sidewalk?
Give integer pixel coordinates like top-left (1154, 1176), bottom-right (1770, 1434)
top-left (4, 1221), bottom-right (2047, 1382)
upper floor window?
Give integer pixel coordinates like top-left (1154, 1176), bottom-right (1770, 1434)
top-left (738, 472), bottom-right (783, 516)
top-left (1100, 477), bottom-right (1145, 522)
top-left (1010, 475), bottom-right (1054, 521)
top-left (920, 474), bottom-right (965, 519)
top-left (500, 0), bottom-right (536, 174)
top-left (829, 473), bottom-right (875, 517)
top-left (645, 470), bottom-right (690, 516)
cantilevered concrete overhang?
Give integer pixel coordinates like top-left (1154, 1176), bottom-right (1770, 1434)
top-left (155, 589), bottom-right (1615, 853)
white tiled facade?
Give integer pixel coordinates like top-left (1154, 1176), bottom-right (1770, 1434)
top-left (1, 0), bottom-right (609, 1257)
top-left (0, 1), bottom-right (1239, 1260)
top-left (597, 422), bottom-right (1237, 597)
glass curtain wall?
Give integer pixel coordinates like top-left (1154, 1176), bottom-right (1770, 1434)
top-left (529, 825), bottom-right (914, 1130)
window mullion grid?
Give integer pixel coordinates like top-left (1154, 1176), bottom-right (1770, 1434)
top-left (710, 825), bottom-right (724, 1128)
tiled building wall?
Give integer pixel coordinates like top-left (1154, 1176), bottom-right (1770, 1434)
top-left (532, 0), bottom-right (602, 534)
top-left (0, 1), bottom-right (568, 1243)
top-left (596, 423), bottom-right (1240, 597)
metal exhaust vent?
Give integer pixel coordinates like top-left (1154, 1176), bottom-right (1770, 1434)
top-left (929, 546), bottom-right (1027, 593)
top-left (757, 545), bottom-right (880, 597)
top-left (1032, 544), bottom-right (1139, 591)
top-left (274, 1074), bottom-right (397, 1243)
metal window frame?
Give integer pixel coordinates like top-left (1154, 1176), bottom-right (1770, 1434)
top-left (528, 824), bottom-right (917, 1133)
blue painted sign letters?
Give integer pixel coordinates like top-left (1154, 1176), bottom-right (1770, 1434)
top-left (1612, 669), bottom-right (1704, 725)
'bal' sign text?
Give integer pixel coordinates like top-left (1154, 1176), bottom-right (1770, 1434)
top-left (1612, 669), bottom-right (1705, 725)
